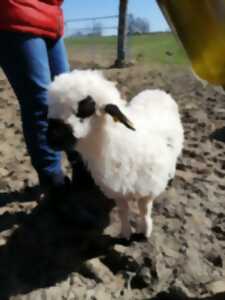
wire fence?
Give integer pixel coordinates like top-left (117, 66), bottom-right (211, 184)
top-left (64, 15), bottom-right (119, 37)
top-left (64, 15), bottom-right (126, 66)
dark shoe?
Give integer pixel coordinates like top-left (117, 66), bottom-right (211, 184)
top-left (38, 176), bottom-right (72, 205)
top-left (37, 176), bottom-right (100, 230)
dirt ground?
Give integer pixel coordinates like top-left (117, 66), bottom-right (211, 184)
top-left (0, 63), bottom-right (225, 300)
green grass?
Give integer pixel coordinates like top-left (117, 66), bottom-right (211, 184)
top-left (65, 32), bottom-right (189, 66)
top-left (65, 35), bottom-right (116, 49)
top-left (129, 32), bottom-right (188, 65)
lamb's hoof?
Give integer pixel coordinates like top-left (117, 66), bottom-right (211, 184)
top-left (145, 222), bottom-right (153, 239)
top-left (136, 219), bottom-right (153, 239)
top-left (145, 228), bottom-right (153, 239)
top-left (131, 233), bottom-right (148, 242)
top-left (119, 228), bottom-right (132, 240)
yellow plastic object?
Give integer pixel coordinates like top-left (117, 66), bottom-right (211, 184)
top-left (157, 0), bottom-right (225, 86)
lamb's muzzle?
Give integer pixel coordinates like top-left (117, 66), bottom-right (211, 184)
top-left (47, 118), bottom-right (77, 151)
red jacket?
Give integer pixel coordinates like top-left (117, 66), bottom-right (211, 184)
top-left (0, 0), bottom-right (64, 39)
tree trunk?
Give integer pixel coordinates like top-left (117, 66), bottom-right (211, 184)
top-left (114, 0), bottom-right (129, 68)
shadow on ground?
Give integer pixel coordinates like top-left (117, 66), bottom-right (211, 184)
top-left (0, 187), bottom-right (41, 232)
top-left (1, 185), bottom-right (224, 300)
top-left (0, 186), bottom-right (124, 299)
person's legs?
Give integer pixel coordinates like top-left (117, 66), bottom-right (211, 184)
top-left (47, 38), bottom-right (79, 166)
top-left (47, 38), bottom-right (94, 188)
top-left (0, 31), bottom-right (64, 189)
top-left (47, 37), bottom-right (70, 78)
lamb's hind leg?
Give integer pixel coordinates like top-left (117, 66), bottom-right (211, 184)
top-left (137, 197), bottom-right (153, 238)
top-left (115, 198), bottom-right (132, 240)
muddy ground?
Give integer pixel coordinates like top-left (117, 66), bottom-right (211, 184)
top-left (0, 63), bottom-right (225, 300)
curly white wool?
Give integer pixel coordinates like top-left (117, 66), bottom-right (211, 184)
top-left (48, 70), bottom-right (184, 239)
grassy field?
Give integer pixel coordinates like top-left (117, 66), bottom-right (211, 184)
top-left (65, 32), bottom-right (189, 66)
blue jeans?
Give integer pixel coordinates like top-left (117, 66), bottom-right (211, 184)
top-left (0, 31), bottom-right (77, 188)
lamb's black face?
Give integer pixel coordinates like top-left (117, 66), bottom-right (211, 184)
top-left (47, 119), bottom-right (77, 151)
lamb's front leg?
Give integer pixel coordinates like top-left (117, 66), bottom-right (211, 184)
top-left (137, 197), bottom-right (153, 238)
top-left (115, 198), bottom-right (132, 240)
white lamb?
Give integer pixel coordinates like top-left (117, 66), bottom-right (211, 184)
top-left (47, 70), bottom-right (184, 239)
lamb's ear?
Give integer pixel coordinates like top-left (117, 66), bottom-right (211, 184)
top-left (104, 104), bottom-right (135, 131)
top-left (76, 96), bottom-right (96, 118)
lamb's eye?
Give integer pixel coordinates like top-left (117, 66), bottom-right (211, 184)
top-left (76, 96), bottom-right (96, 118)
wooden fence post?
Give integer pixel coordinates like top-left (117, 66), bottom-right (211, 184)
top-left (114, 0), bottom-right (129, 67)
